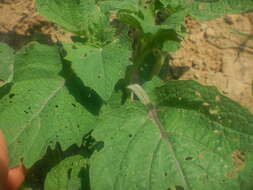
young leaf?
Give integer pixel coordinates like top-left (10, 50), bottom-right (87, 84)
top-left (118, 5), bottom-right (172, 34)
top-left (0, 42), bottom-right (96, 167)
top-left (0, 43), bottom-right (14, 86)
top-left (63, 38), bottom-right (132, 101)
top-left (90, 80), bottom-right (253, 190)
top-left (162, 11), bottom-right (186, 35)
top-left (100, 0), bottom-right (172, 34)
top-left (44, 155), bottom-right (89, 190)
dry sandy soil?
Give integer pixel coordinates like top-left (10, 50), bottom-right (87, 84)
top-left (0, 0), bottom-right (252, 112)
top-left (171, 14), bottom-right (253, 112)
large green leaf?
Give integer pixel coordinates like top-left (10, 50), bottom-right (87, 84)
top-left (44, 155), bottom-right (89, 190)
top-left (0, 43), bottom-right (14, 86)
top-left (63, 38), bottom-right (132, 101)
top-left (90, 80), bottom-right (253, 190)
top-left (36, 0), bottom-right (112, 38)
top-left (154, 80), bottom-right (253, 135)
top-left (0, 42), bottom-right (96, 167)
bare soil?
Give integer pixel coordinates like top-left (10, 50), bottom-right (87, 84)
top-left (0, 0), bottom-right (71, 48)
top-left (0, 0), bottom-right (252, 112)
top-left (171, 14), bottom-right (253, 112)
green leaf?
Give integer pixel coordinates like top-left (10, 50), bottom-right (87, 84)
top-left (124, 0), bottom-right (253, 35)
top-left (162, 40), bottom-right (180, 53)
top-left (63, 38), bottom-right (132, 101)
top-left (109, 0), bottom-right (168, 34)
top-left (188, 0), bottom-right (253, 21)
top-left (36, 0), bottom-right (111, 38)
top-left (90, 80), bottom-right (253, 190)
top-left (159, 0), bottom-right (188, 8)
top-left (0, 43), bottom-right (14, 86)
top-left (98, 0), bottom-right (139, 12)
top-left (44, 155), bottom-right (89, 190)
top-left (160, 0), bottom-right (253, 23)
top-left (155, 80), bottom-right (253, 142)
top-left (162, 11), bottom-right (187, 34)
top-left (143, 77), bottom-right (164, 103)
top-left (0, 42), bottom-right (96, 167)
top-left (119, 10), bottom-right (172, 34)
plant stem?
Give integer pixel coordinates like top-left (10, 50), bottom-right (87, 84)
top-left (149, 49), bottom-right (165, 79)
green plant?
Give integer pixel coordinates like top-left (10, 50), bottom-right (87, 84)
top-left (0, 0), bottom-right (253, 189)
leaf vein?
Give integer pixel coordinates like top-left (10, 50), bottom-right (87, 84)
top-left (10, 80), bottom-right (65, 145)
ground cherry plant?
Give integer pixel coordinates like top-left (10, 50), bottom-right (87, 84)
top-left (0, 0), bottom-right (253, 189)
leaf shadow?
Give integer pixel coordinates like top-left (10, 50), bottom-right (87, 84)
top-left (0, 83), bottom-right (12, 99)
top-left (78, 165), bottom-right (91, 190)
top-left (58, 56), bottom-right (103, 115)
top-left (24, 135), bottom-right (93, 190)
top-left (0, 21), bottom-right (58, 50)
top-left (160, 63), bottom-right (190, 80)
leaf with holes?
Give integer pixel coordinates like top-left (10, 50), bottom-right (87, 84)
top-left (0, 43), bottom-right (14, 86)
top-left (44, 155), bottom-right (89, 190)
top-left (63, 38), bottom-right (132, 101)
top-left (0, 42), bottom-right (96, 167)
top-left (90, 80), bottom-right (253, 190)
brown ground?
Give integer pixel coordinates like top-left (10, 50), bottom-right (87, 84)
top-left (0, 0), bottom-right (252, 112)
top-left (0, 0), bottom-right (71, 48)
top-left (171, 14), bottom-right (253, 112)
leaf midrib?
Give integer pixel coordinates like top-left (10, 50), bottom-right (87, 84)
top-left (148, 106), bottom-right (190, 189)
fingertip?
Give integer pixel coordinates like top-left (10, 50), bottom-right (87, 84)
top-left (0, 130), bottom-right (9, 189)
top-left (0, 130), bottom-right (8, 166)
top-left (6, 164), bottom-right (26, 190)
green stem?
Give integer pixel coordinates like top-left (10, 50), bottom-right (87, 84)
top-left (127, 32), bottom-right (153, 84)
top-left (149, 49), bottom-right (165, 80)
